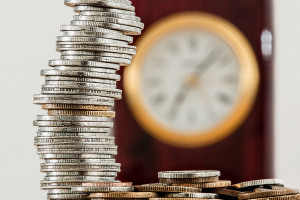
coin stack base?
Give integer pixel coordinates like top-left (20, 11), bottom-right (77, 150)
top-left (33, 0), bottom-right (143, 199)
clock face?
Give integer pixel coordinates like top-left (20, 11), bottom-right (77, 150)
top-left (124, 13), bottom-right (259, 148)
top-left (141, 29), bottom-right (240, 134)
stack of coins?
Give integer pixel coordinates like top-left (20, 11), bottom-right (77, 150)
top-left (158, 170), bottom-right (231, 190)
top-left (71, 182), bottom-right (158, 200)
top-left (207, 179), bottom-right (299, 200)
top-left (131, 171), bottom-right (225, 200)
top-left (33, 0), bottom-right (143, 199)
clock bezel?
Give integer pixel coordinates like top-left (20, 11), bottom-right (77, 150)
top-left (124, 12), bottom-right (259, 148)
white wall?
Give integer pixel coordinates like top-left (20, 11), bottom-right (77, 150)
top-left (0, 1), bottom-right (299, 199)
top-left (274, 0), bottom-right (300, 189)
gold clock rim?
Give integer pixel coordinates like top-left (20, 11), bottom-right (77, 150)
top-left (124, 12), bottom-right (259, 148)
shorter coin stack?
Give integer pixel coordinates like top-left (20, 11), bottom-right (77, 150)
top-left (159, 170), bottom-right (231, 190)
top-left (133, 171), bottom-right (224, 200)
top-left (207, 179), bottom-right (299, 200)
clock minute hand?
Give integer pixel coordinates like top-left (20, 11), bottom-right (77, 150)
top-left (167, 49), bottom-right (217, 120)
top-left (194, 48), bottom-right (217, 76)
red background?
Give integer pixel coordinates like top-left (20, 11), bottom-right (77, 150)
top-left (115, 0), bottom-right (274, 185)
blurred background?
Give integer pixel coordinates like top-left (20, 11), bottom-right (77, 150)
top-left (0, 0), bottom-right (299, 199)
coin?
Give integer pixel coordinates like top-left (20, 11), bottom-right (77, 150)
top-left (47, 193), bottom-right (89, 199)
top-left (41, 69), bottom-right (121, 80)
top-left (232, 179), bottom-right (284, 189)
top-left (90, 192), bottom-right (159, 198)
top-left (149, 198), bottom-right (222, 200)
top-left (33, 120), bottom-right (113, 127)
top-left (46, 171), bottom-right (117, 176)
top-left (172, 181), bottom-right (231, 188)
top-left (40, 154), bottom-right (111, 159)
top-left (204, 188), bottom-right (247, 198)
top-left (48, 110), bottom-right (115, 118)
top-left (71, 186), bottom-right (134, 193)
top-left (74, 5), bottom-right (135, 16)
top-left (65, 0), bottom-right (135, 11)
top-left (45, 76), bottom-right (117, 85)
top-left (52, 66), bottom-right (117, 74)
top-left (79, 12), bottom-right (141, 22)
top-left (160, 177), bottom-right (219, 184)
top-left (49, 59), bottom-right (120, 69)
top-left (35, 137), bottom-right (114, 145)
top-left (36, 115), bottom-right (109, 121)
top-left (41, 104), bottom-right (110, 110)
top-left (82, 182), bottom-right (132, 187)
top-left (44, 176), bottom-right (117, 182)
top-left (56, 43), bottom-right (137, 55)
top-left (36, 132), bottom-right (108, 137)
top-left (134, 185), bottom-right (200, 193)
top-left (38, 127), bottom-right (110, 132)
top-left (238, 188), bottom-right (299, 199)
top-left (158, 171), bottom-right (221, 179)
top-left (163, 193), bottom-right (219, 199)
top-left (34, 94), bottom-right (115, 106)
top-left (60, 51), bottom-right (133, 59)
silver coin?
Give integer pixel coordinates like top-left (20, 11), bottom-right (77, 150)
top-left (36, 132), bottom-right (109, 137)
top-left (57, 36), bottom-right (128, 45)
top-left (45, 81), bottom-right (117, 89)
top-left (44, 176), bottom-right (117, 182)
top-left (70, 20), bottom-right (141, 35)
top-left (38, 126), bottom-right (110, 132)
top-left (75, 16), bottom-right (143, 29)
top-left (56, 43), bottom-right (136, 55)
top-left (61, 25), bottom-right (121, 34)
top-left (41, 86), bottom-right (122, 99)
top-left (71, 186), bottom-right (134, 193)
top-left (45, 76), bottom-right (116, 84)
top-left (40, 153), bottom-right (111, 159)
top-left (76, 13), bottom-right (141, 22)
top-left (41, 69), bottom-right (121, 81)
top-left (163, 193), bottom-right (219, 199)
top-left (38, 150), bottom-right (117, 155)
top-left (60, 55), bottom-right (131, 66)
top-left (62, 31), bottom-right (133, 43)
top-left (60, 51), bottom-right (132, 59)
top-left (158, 171), bottom-right (221, 178)
top-left (45, 158), bottom-right (115, 164)
top-left (46, 171), bottom-right (118, 177)
top-left (47, 189), bottom-right (75, 193)
top-left (41, 180), bottom-right (120, 190)
top-left (74, 5), bottom-right (136, 16)
top-left (49, 59), bottom-right (120, 70)
top-left (35, 137), bottom-right (114, 145)
top-left (33, 120), bottom-right (113, 127)
top-left (66, 0), bottom-right (133, 6)
top-left (42, 177), bottom-right (116, 183)
top-left (47, 193), bottom-right (89, 199)
top-left (232, 179), bottom-right (284, 189)
top-left (40, 165), bottom-right (121, 172)
top-left (36, 115), bottom-right (109, 122)
top-left (65, 0), bottom-right (135, 11)
top-left (53, 66), bottom-right (117, 74)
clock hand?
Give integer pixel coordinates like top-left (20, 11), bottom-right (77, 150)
top-left (167, 48), bottom-right (217, 120)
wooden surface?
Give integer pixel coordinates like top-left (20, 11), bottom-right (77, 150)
top-left (115, 0), bottom-right (273, 185)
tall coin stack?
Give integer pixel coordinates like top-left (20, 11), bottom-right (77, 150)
top-left (33, 0), bottom-right (143, 199)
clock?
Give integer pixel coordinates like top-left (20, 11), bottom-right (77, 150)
top-left (124, 13), bottom-right (259, 148)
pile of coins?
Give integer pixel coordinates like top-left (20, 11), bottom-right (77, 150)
top-left (33, 0), bottom-right (143, 199)
top-left (208, 179), bottom-right (299, 200)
